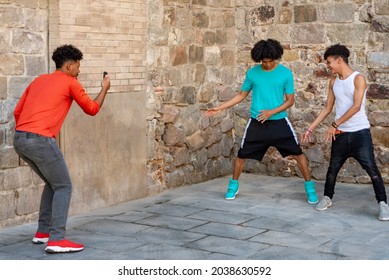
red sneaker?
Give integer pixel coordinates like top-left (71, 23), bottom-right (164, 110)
top-left (32, 232), bottom-right (49, 244)
top-left (45, 239), bottom-right (84, 253)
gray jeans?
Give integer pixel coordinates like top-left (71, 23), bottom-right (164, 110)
top-left (13, 131), bottom-right (72, 241)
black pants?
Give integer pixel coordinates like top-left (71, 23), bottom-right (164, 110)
top-left (324, 129), bottom-right (386, 203)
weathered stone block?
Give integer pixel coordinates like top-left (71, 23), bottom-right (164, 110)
top-left (194, 64), bottom-right (206, 84)
top-left (371, 127), bottom-right (389, 147)
top-left (372, 16), bottom-right (389, 33)
top-left (318, 3), bottom-right (354, 23)
top-left (172, 146), bottom-right (191, 166)
top-left (25, 55), bottom-right (47, 76)
top-left (162, 105), bottom-right (180, 123)
top-left (328, 24), bottom-right (368, 46)
top-left (11, 30), bottom-right (44, 54)
top-left (203, 126), bottom-right (222, 147)
top-left (31, 170), bottom-right (44, 186)
top-left (0, 30), bottom-right (10, 53)
top-left (176, 7), bottom-right (191, 28)
top-left (279, 7), bottom-right (292, 24)
top-left (0, 147), bottom-right (18, 168)
top-left (12, 0), bottom-right (48, 9)
top-left (16, 185), bottom-right (40, 215)
top-left (223, 11), bottom-right (235, 28)
top-left (246, 6), bottom-right (275, 26)
top-left (207, 142), bottom-right (222, 158)
top-left (170, 45), bottom-right (188, 66)
top-left (220, 117), bottom-right (234, 133)
top-left (0, 77), bottom-right (7, 100)
top-left (163, 152), bottom-right (175, 172)
top-left (294, 5), bottom-right (317, 23)
top-left (0, 54), bottom-right (24, 75)
top-left (311, 164), bottom-right (329, 181)
top-left (189, 45), bottom-right (204, 63)
top-left (198, 84), bottom-right (214, 102)
top-left (204, 46), bottom-right (220, 65)
top-left (193, 0), bottom-right (207, 5)
top-left (368, 52), bottom-right (389, 68)
top-left (192, 148), bottom-right (208, 170)
top-left (203, 31), bottom-right (216, 46)
top-left (220, 134), bottom-right (233, 156)
top-left (166, 69), bottom-right (182, 86)
top-left (3, 166), bottom-right (32, 190)
top-left (209, 11), bottom-right (225, 29)
top-left (369, 111), bottom-right (389, 126)
top-left (179, 106), bottom-right (202, 136)
top-left (218, 87), bottom-right (235, 101)
top-left (0, 99), bottom-right (17, 123)
top-left (0, 191), bottom-right (16, 220)
top-left (193, 11), bottom-right (209, 28)
top-left (377, 148), bottom-right (389, 164)
top-left (0, 6), bottom-right (23, 28)
top-left (305, 144), bottom-right (325, 164)
top-left (375, 0), bottom-right (389, 15)
top-left (291, 24), bottom-right (326, 44)
top-left (215, 30), bottom-right (227, 44)
top-left (8, 76), bottom-right (35, 99)
top-left (178, 86), bottom-right (196, 104)
top-left (165, 169), bottom-right (186, 188)
top-left (186, 130), bottom-right (204, 151)
top-left (221, 49), bottom-right (234, 66)
top-left (283, 49), bottom-right (299, 62)
top-left (367, 84), bottom-right (389, 99)
top-left (162, 124), bottom-right (185, 146)
top-left (205, 67), bottom-right (221, 83)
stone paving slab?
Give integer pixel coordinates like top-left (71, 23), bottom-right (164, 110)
top-left (0, 173), bottom-right (389, 260)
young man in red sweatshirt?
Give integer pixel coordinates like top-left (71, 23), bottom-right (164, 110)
top-left (13, 44), bottom-right (111, 253)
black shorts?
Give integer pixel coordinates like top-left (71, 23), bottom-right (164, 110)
top-left (237, 118), bottom-right (303, 161)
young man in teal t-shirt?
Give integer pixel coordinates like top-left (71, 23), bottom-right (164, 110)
top-left (205, 39), bottom-right (318, 204)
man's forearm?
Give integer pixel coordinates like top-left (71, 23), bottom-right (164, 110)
top-left (94, 89), bottom-right (108, 108)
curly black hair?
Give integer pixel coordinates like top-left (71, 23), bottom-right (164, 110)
top-left (52, 44), bottom-right (83, 69)
top-left (251, 39), bottom-right (283, 62)
top-left (324, 44), bottom-right (350, 64)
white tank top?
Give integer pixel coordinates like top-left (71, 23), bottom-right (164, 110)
top-left (333, 71), bottom-right (370, 132)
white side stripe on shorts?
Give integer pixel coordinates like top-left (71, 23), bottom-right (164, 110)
top-left (285, 117), bottom-right (299, 145)
top-left (240, 118), bottom-right (252, 148)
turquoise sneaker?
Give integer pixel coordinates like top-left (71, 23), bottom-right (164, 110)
top-left (225, 179), bottom-right (239, 200)
top-left (304, 180), bottom-right (318, 204)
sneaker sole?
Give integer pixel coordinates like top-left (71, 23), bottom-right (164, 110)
top-left (45, 246), bottom-right (84, 253)
top-left (225, 190), bottom-right (239, 200)
top-left (378, 216), bottom-right (389, 221)
top-left (32, 237), bottom-right (49, 244)
top-left (307, 199), bottom-right (318, 205)
top-left (316, 202), bottom-right (332, 211)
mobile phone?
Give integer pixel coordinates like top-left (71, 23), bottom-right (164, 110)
top-left (103, 71), bottom-right (108, 78)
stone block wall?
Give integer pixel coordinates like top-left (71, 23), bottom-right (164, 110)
top-left (0, 0), bottom-right (49, 227)
top-left (146, 0), bottom-right (389, 194)
top-left (146, 0), bottom-right (237, 193)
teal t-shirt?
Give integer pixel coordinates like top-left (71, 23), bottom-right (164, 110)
top-left (241, 64), bottom-right (294, 120)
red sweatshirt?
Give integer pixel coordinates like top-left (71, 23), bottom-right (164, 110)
top-left (14, 71), bottom-right (100, 138)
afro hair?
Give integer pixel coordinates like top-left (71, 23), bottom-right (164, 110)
top-left (52, 44), bottom-right (83, 69)
top-left (251, 39), bottom-right (283, 62)
top-left (324, 44), bottom-right (350, 64)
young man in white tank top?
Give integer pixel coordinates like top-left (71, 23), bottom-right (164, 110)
top-left (301, 44), bottom-right (389, 221)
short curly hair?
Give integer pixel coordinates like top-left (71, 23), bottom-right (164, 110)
top-left (52, 44), bottom-right (83, 69)
top-left (324, 44), bottom-right (350, 64)
top-left (251, 39), bottom-right (283, 62)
